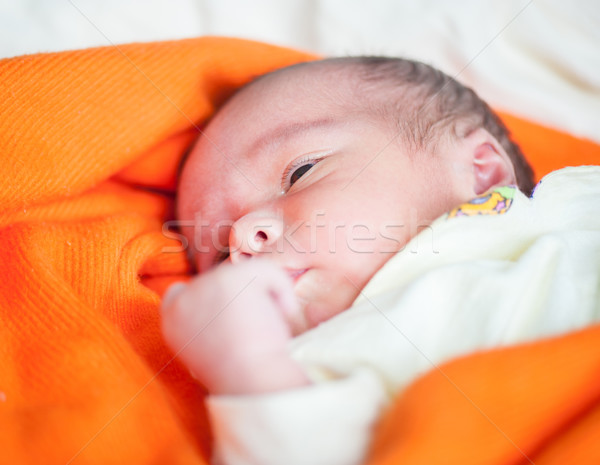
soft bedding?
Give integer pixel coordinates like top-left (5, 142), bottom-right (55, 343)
top-left (1, 35), bottom-right (600, 464)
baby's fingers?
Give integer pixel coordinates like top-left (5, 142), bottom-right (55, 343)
top-left (239, 260), bottom-right (305, 335)
top-left (161, 282), bottom-right (188, 310)
top-left (160, 281), bottom-right (191, 351)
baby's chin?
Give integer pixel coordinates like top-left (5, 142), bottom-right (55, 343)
top-left (294, 276), bottom-right (361, 333)
top-left (303, 301), bottom-right (345, 331)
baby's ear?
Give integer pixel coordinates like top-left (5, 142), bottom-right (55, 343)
top-left (468, 128), bottom-right (516, 195)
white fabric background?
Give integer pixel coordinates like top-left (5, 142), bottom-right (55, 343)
top-left (1, 0), bottom-right (599, 141)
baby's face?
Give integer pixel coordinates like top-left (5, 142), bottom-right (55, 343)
top-left (178, 67), bottom-right (471, 329)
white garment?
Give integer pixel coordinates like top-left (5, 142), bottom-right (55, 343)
top-left (209, 166), bottom-right (600, 465)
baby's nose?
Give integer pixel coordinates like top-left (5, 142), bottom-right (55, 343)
top-left (228, 213), bottom-right (283, 263)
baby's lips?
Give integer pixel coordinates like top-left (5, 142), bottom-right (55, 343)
top-left (161, 282), bottom-right (189, 311)
top-left (286, 268), bottom-right (308, 283)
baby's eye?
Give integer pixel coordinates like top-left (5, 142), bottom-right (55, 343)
top-left (289, 162), bottom-right (317, 186)
top-left (282, 155), bottom-right (325, 192)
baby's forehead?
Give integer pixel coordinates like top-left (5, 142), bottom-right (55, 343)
top-left (236, 62), bottom-right (374, 108)
top-left (201, 66), bottom-right (367, 140)
top-left (177, 63), bottom-right (397, 207)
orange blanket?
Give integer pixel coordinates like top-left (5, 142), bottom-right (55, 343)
top-left (1, 37), bottom-right (599, 464)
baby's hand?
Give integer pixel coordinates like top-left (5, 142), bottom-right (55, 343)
top-left (161, 260), bottom-right (310, 395)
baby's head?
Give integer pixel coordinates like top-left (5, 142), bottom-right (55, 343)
top-left (177, 57), bottom-right (534, 327)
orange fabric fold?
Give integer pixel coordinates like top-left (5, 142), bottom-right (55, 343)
top-left (368, 324), bottom-right (600, 465)
top-left (1, 36), bottom-right (598, 464)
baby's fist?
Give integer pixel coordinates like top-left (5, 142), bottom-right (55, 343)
top-left (161, 260), bottom-right (309, 394)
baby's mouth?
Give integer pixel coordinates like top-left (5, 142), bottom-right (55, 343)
top-left (286, 268), bottom-right (308, 283)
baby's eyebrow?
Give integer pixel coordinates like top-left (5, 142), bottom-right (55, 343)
top-left (249, 118), bottom-right (340, 154)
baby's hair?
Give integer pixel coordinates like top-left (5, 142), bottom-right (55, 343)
top-left (262, 56), bottom-right (536, 195)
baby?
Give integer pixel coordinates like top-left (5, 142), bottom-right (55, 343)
top-left (161, 56), bottom-right (570, 464)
